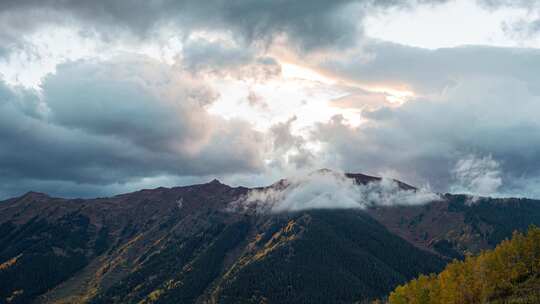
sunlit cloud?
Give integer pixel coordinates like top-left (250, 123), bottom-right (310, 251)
top-left (281, 62), bottom-right (337, 84)
top-left (366, 86), bottom-right (415, 105)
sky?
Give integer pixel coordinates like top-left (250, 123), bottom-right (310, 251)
top-left (1, 0), bottom-right (540, 199)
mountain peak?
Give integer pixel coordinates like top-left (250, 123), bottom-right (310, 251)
top-left (208, 178), bottom-right (222, 185)
top-left (20, 191), bottom-right (50, 200)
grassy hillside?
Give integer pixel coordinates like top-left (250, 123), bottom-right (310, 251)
top-left (386, 226), bottom-right (540, 304)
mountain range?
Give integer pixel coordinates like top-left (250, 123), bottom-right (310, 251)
top-left (1, 170), bottom-right (540, 304)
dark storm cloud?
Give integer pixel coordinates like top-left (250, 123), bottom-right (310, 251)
top-left (0, 0), bottom-right (449, 51)
top-left (0, 55), bottom-right (264, 198)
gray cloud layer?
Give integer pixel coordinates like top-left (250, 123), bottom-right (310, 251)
top-left (0, 55), bottom-right (263, 198)
top-left (318, 42), bottom-right (540, 94)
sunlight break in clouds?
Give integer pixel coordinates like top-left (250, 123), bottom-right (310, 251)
top-left (229, 170), bottom-right (440, 213)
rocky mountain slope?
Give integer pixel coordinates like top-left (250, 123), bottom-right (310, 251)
top-left (1, 171), bottom-right (540, 303)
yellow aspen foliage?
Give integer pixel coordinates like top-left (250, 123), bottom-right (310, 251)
top-left (388, 226), bottom-right (540, 304)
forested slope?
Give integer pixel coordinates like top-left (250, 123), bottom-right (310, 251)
top-left (88, 211), bottom-right (445, 304)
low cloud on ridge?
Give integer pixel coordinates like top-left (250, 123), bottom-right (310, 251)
top-left (450, 154), bottom-right (503, 197)
top-left (229, 170), bottom-right (440, 213)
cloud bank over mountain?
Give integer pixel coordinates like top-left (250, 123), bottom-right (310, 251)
top-left (311, 52), bottom-right (540, 196)
top-left (1, 0), bottom-right (540, 199)
top-left (230, 170), bottom-right (440, 213)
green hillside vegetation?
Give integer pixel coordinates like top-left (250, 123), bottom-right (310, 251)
top-left (387, 226), bottom-right (540, 304)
